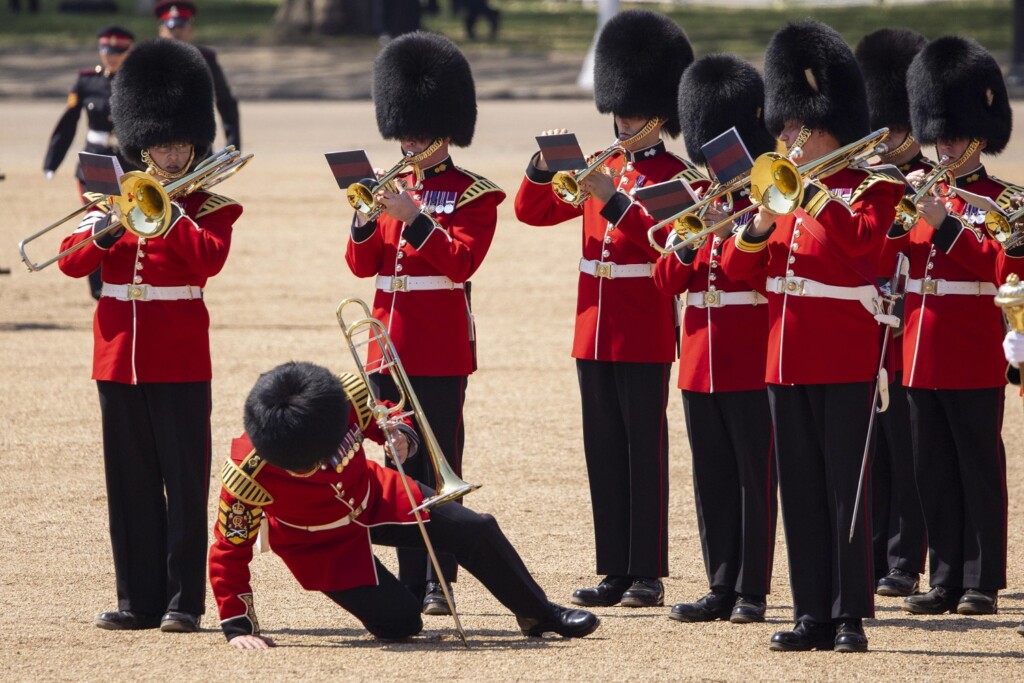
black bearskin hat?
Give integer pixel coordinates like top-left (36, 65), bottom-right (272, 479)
top-left (373, 31), bottom-right (477, 147)
top-left (111, 39), bottom-right (215, 170)
top-left (678, 54), bottom-right (776, 165)
top-left (855, 28), bottom-right (927, 133)
top-left (244, 362), bottom-right (350, 473)
top-left (763, 20), bottom-right (869, 146)
top-left (907, 36), bottom-right (1012, 155)
top-left (594, 10), bottom-right (693, 138)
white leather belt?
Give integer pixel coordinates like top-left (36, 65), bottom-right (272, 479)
top-left (375, 274), bottom-right (462, 292)
top-left (579, 258), bottom-right (654, 279)
top-left (275, 488), bottom-right (370, 532)
top-left (685, 290), bottom-right (767, 308)
top-left (766, 276), bottom-right (898, 327)
top-left (101, 283), bottom-right (202, 301)
top-left (766, 276), bottom-right (874, 301)
top-left (906, 277), bottom-right (997, 296)
top-left (86, 130), bottom-right (117, 147)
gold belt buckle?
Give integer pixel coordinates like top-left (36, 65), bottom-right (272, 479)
top-left (390, 275), bottom-right (408, 292)
top-left (784, 278), bottom-right (806, 295)
top-left (594, 262), bottom-right (613, 279)
top-left (701, 290), bottom-right (720, 307)
top-left (126, 284), bottom-right (147, 300)
top-left (920, 278), bottom-right (938, 295)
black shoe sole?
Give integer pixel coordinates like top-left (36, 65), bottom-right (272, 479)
top-left (769, 642), bottom-right (826, 652)
top-left (876, 585), bottom-right (917, 598)
top-left (668, 611), bottom-right (723, 623)
top-left (620, 596), bottom-right (664, 608)
top-left (95, 617), bottom-right (161, 630)
top-left (160, 620), bottom-right (200, 633)
top-left (422, 602), bottom-right (453, 616)
top-left (521, 616), bottom-right (600, 638)
top-left (901, 603), bottom-right (957, 615)
top-left (729, 611), bottom-right (765, 624)
top-left (955, 604), bottom-right (997, 616)
top-left (835, 641), bottom-right (869, 653)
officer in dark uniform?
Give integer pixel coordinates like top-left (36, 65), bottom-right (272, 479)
top-left (854, 27), bottom-right (930, 599)
top-left (655, 54), bottom-right (778, 626)
top-left (345, 32), bottom-right (504, 616)
top-left (721, 21), bottom-right (904, 652)
top-left (884, 36), bottom-right (1017, 617)
top-left (43, 25), bottom-right (134, 300)
top-left (154, 1), bottom-right (241, 151)
top-left (515, 11), bottom-right (700, 609)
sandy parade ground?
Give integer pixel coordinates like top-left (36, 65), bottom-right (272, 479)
top-left (2, 97), bottom-right (1024, 681)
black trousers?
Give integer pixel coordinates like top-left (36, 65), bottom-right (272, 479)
top-left (871, 373), bottom-right (927, 579)
top-left (576, 359), bottom-right (670, 578)
top-left (682, 389), bottom-right (777, 596)
top-left (768, 382), bottom-right (875, 623)
top-left (323, 484), bottom-right (549, 638)
top-left (907, 387), bottom-right (1007, 590)
top-left (370, 374), bottom-right (466, 587)
top-left (96, 380), bottom-right (211, 616)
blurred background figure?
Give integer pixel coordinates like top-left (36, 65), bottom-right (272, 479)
top-left (43, 24), bottom-right (135, 301)
top-left (154, 0), bottom-right (242, 151)
top-left (463, 0), bottom-right (499, 41)
top-left (9, 0), bottom-right (40, 12)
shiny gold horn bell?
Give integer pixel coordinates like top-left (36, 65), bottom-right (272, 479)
top-left (18, 146), bottom-right (253, 272)
top-left (346, 138), bottom-right (444, 220)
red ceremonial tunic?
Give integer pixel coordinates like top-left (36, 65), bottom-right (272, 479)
top-left (345, 159), bottom-right (504, 376)
top-left (209, 404), bottom-right (425, 635)
top-left (875, 154), bottom-right (937, 375)
top-left (721, 167), bottom-right (903, 385)
top-left (652, 198), bottom-right (769, 393)
top-left (515, 141), bottom-right (708, 363)
top-left (880, 165), bottom-right (1021, 389)
top-left (57, 190), bottom-right (240, 383)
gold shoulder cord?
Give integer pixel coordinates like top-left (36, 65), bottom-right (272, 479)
top-left (196, 193), bottom-right (240, 219)
top-left (339, 372), bottom-right (373, 431)
top-left (221, 451), bottom-right (274, 506)
top-left (455, 170), bottom-right (503, 210)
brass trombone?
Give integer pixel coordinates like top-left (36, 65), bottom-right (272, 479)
top-left (18, 146), bottom-right (252, 272)
top-left (337, 296), bottom-right (479, 646)
top-left (893, 155), bottom-right (955, 232)
top-left (648, 128), bottom-right (890, 254)
top-left (347, 138), bottom-right (444, 220)
top-left (551, 117), bottom-right (660, 207)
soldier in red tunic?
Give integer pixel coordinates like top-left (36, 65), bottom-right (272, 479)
top-left (209, 362), bottom-right (599, 648)
top-left (345, 32), bottom-right (504, 615)
top-left (883, 36), bottom-right (1019, 617)
top-left (854, 28), bottom-right (931, 601)
top-left (515, 10), bottom-right (701, 609)
top-left (651, 54), bottom-right (777, 626)
top-left (720, 21), bottom-right (903, 652)
top-left (57, 40), bottom-right (242, 633)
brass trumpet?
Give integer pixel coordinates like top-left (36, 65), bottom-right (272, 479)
top-left (551, 117), bottom-right (660, 207)
top-left (347, 138), bottom-right (444, 220)
top-left (649, 129), bottom-right (890, 254)
top-left (18, 146), bottom-right (252, 272)
top-left (893, 155), bottom-right (955, 232)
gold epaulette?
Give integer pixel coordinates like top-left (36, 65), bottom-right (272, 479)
top-left (339, 372), bottom-right (373, 431)
top-left (455, 169), bottom-right (503, 210)
top-left (221, 451), bottom-right (273, 506)
top-left (667, 156), bottom-right (708, 187)
top-left (850, 171), bottom-right (904, 204)
top-left (992, 178), bottom-right (1024, 212)
top-left (196, 192), bottom-right (239, 219)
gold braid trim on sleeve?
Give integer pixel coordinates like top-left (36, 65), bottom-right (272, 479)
top-left (849, 172), bottom-right (904, 205)
top-left (993, 179), bottom-right (1024, 212)
top-left (220, 450), bottom-right (273, 506)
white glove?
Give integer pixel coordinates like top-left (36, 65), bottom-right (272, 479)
top-left (44, 170), bottom-right (55, 180)
top-left (1003, 330), bottom-right (1024, 366)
